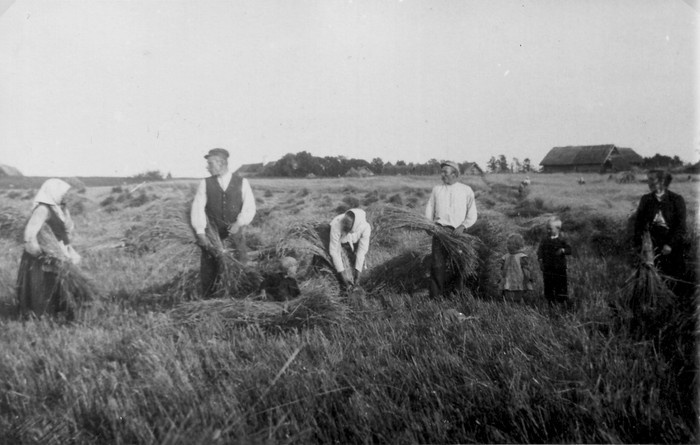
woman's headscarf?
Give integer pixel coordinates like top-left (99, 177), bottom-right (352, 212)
top-left (32, 178), bottom-right (72, 223)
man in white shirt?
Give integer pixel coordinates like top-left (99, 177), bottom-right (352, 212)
top-left (322, 208), bottom-right (371, 289)
top-left (190, 148), bottom-right (256, 297)
top-left (424, 161), bottom-right (477, 298)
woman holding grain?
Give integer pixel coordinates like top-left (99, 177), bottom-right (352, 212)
top-left (17, 178), bottom-right (83, 318)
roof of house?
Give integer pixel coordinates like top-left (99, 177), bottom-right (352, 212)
top-left (615, 147), bottom-right (644, 164)
top-left (540, 145), bottom-right (617, 166)
top-left (235, 163), bottom-right (264, 173)
top-left (462, 162), bottom-right (483, 172)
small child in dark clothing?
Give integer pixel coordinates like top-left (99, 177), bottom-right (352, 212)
top-left (537, 216), bottom-right (572, 306)
top-left (259, 257), bottom-right (301, 302)
top-left (498, 233), bottom-right (534, 303)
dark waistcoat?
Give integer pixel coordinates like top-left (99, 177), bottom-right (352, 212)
top-left (205, 174), bottom-right (244, 233)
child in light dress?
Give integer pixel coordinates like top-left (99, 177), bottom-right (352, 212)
top-left (498, 233), bottom-right (534, 303)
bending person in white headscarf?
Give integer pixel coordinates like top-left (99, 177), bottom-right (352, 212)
top-left (17, 178), bottom-right (81, 318)
top-left (327, 208), bottom-right (371, 289)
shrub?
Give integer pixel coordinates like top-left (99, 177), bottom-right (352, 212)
top-left (264, 189), bottom-right (274, 198)
top-left (297, 188), bottom-right (310, 198)
top-left (111, 186), bottom-right (123, 193)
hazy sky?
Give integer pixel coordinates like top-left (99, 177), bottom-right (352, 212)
top-left (0, 0), bottom-right (698, 177)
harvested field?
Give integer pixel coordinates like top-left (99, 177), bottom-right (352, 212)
top-left (0, 174), bottom-right (697, 444)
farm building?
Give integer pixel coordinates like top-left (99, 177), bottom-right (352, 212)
top-left (0, 164), bottom-right (23, 177)
top-left (345, 167), bottom-right (374, 177)
top-left (539, 145), bottom-right (643, 173)
top-left (460, 162), bottom-right (483, 175)
top-left (234, 163), bottom-right (264, 177)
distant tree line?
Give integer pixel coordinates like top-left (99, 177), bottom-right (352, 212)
top-left (486, 155), bottom-right (533, 173)
top-left (129, 170), bottom-right (171, 181)
top-left (641, 154), bottom-right (684, 169)
top-left (259, 151), bottom-right (480, 178)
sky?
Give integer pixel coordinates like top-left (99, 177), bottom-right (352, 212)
top-left (0, 0), bottom-right (698, 177)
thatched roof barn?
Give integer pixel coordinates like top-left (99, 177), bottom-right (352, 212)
top-left (0, 164), bottom-right (23, 177)
top-left (345, 167), bottom-right (374, 177)
top-left (460, 162), bottom-right (483, 175)
top-left (539, 145), bottom-right (643, 173)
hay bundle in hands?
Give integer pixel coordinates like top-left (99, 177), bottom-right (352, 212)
top-left (204, 227), bottom-right (262, 298)
top-left (170, 277), bottom-right (348, 331)
top-left (276, 221), bottom-right (352, 278)
top-left (35, 225), bottom-right (99, 317)
top-left (122, 197), bottom-right (200, 256)
top-left (613, 231), bottom-right (676, 338)
top-left (123, 198), bottom-right (260, 300)
top-left (372, 206), bottom-right (480, 284)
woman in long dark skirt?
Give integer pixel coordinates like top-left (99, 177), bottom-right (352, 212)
top-left (17, 178), bottom-right (82, 318)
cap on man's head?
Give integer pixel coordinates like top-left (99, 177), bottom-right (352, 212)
top-left (440, 160), bottom-right (461, 175)
top-left (204, 148), bottom-right (230, 160)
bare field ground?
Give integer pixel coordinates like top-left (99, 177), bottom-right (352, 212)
top-left (0, 173), bottom-right (697, 443)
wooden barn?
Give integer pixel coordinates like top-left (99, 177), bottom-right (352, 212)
top-left (345, 166), bottom-right (374, 177)
top-left (460, 162), bottom-right (483, 176)
top-left (539, 145), bottom-right (643, 173)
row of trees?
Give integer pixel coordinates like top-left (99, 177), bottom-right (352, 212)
top-left (259, 152), bottom-right (480, 178)
top-left (486, 156), bottom-right (533, 173)
top-left (128, 153), bottom-right (690, 180)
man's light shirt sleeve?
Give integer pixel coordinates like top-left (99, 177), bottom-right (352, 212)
top-left (190, 179), bottom-right (208, 235)
top-left (236, 179), bottom-right (256, 226)
top-left (354, 225), bottom-right (371, 271)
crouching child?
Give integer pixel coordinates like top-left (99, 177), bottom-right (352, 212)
top-left (259, 257), bottom-right (301, 302)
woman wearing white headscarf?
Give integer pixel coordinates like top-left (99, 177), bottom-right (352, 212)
top-left (17, 178), bottom-right (82, 318)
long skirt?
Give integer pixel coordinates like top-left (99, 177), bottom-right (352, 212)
top-left (16, 252), bottom-right (63, 318)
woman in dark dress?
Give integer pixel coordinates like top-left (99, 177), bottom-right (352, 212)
top-left (17, 178), bottom-right (82, 318)
top-left (633, 170), bottom-right (686, 285)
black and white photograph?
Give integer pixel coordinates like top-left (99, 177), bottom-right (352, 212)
top-left (0, 0), bottom-right (698, 443)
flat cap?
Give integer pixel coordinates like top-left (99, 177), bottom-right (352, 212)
top-left (204, 148), bottom-right (229, 159)
top-left (440, 160), bottom-right (461, 175)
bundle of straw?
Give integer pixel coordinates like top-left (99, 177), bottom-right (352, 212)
top-left (205, 227), bottom-right (262, 298)
top-left (35, 225), bottom-right (99, 318)
top-left (170, 277), bottom-right (348, 331)
top-left (362, 246), bottom-right (431, 294)
top-left (122, 196), bottom-right (199, 256)
top-left (0, 204), bottom-right (26, 243)
top-left (276, 221), bottom-right (352, 277)
top-left (613, 231), bottom-right (676, 338)
top-left (123, 197), bottom-right (261, 299)
top-left (372, 206), bottom-right (480, 283)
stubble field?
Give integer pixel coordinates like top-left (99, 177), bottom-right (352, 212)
top-left (0, 173), bottom-right (697, 444)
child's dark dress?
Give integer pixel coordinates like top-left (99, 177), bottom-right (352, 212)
top-left (259, 273), bottom-right (301, 301)
top-left (537, 236), bottom-right (572, 304)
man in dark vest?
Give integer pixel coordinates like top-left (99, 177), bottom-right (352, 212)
top-left (190, 148), bottom-right (256, 297)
